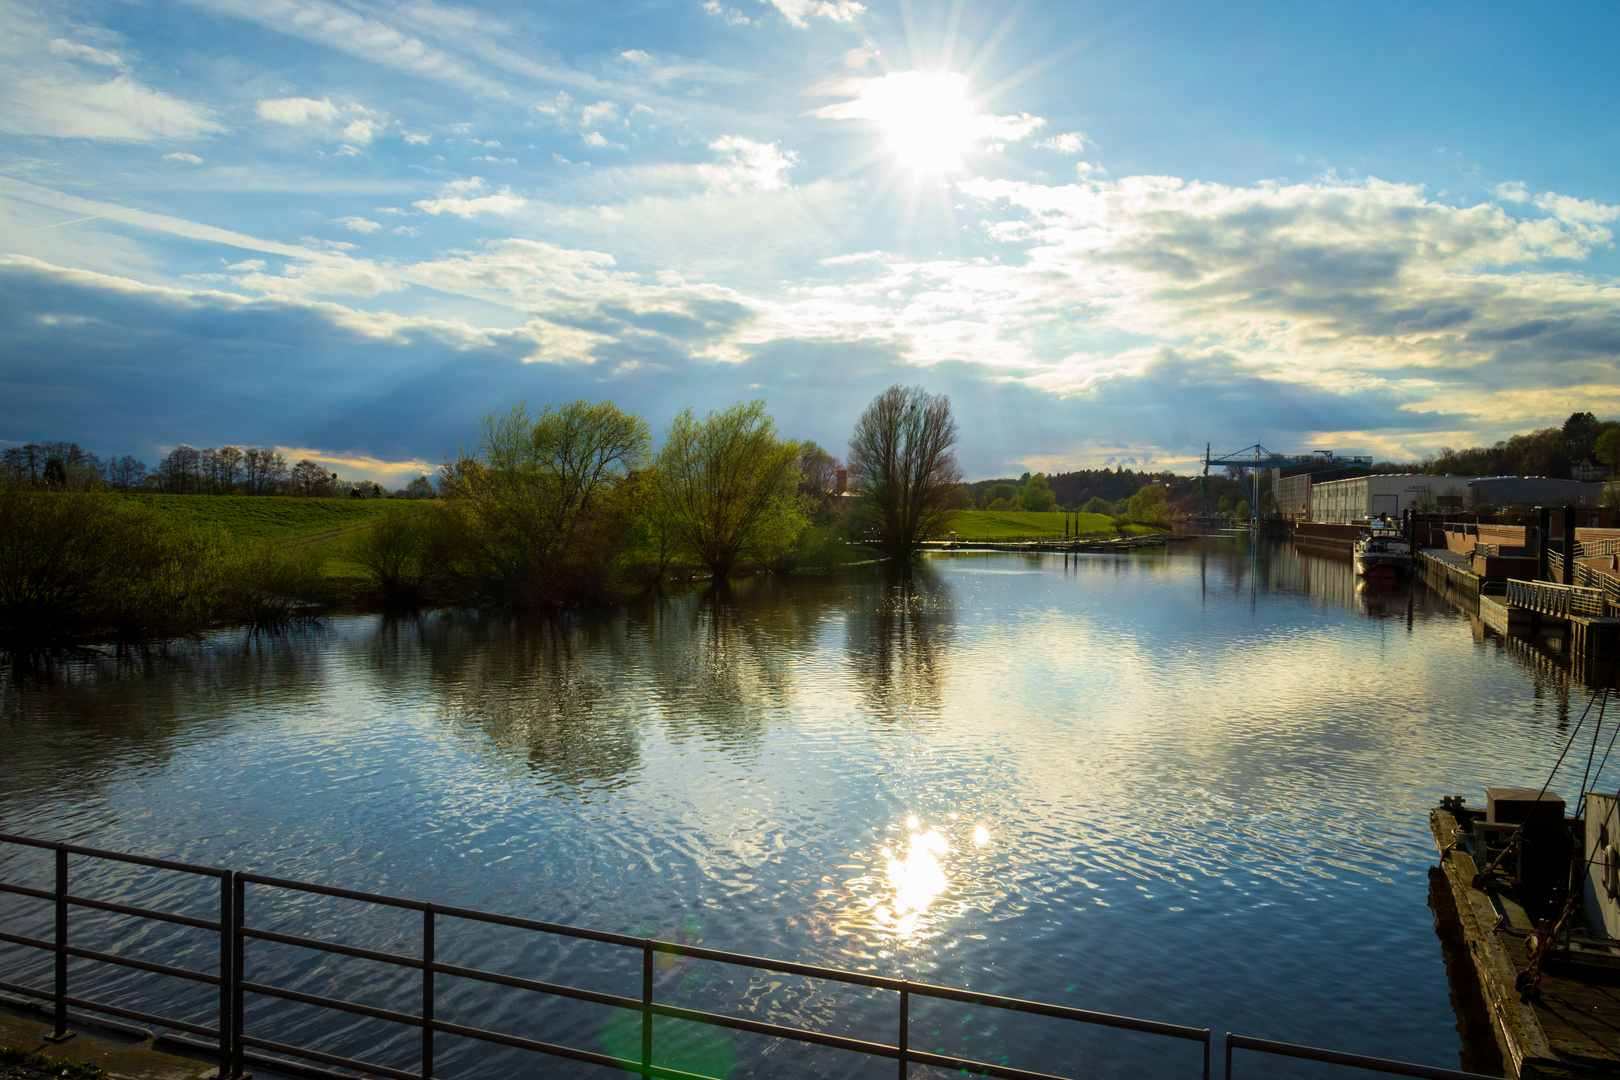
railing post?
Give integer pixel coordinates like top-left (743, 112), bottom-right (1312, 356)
top-left (422, 906), bottom-right (434, 1080)
top-left (641, 939), bottom-right (654, 1079)
top-left (1201, 1030), bottom-right (1210, 1080)
top-left (48, 846), bottom-right (73, 1042)
top-left (218, 871), bottom-right (232, 1079)
top-left (1223, 1032), bottom-right (1233, 1080)
top-left (896, 981), bottom-right (909, 1080)
top-left (231, 875), bottom-right (245, 1079)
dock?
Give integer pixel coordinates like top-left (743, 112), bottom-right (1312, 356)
top-left (918, 534), bottom-right (1173, 554)
top-left (1431, 804), bottom-right (1620, 1078)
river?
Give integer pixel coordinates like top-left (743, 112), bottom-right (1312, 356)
top-left (0, 536), bottom-right (1601, 1078)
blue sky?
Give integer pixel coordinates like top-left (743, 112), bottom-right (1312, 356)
top-left (2, 0), bottom-right (1618, 483)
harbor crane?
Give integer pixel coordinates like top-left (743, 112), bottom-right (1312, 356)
top-left (1203, 444), bottom-right (1373, 528)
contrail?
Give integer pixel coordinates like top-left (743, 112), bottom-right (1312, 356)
top-left (5, 207), bottom-right (143, 236)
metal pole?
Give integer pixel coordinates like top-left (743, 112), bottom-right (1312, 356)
top-left (641, 940), bottom-right (653, 1079)
top-left (1224, 1032), bottom-right (1234, 1080)
top-left (231, 875), bottom-right (246, 1079)
top-left (49, 846), bottom-right (72, 1042)
top-left (218, 872), bottom-right (232, 1078)
top-left (422, 907), bottom-right (434, 1080)
top-left (896, 982), bottom-right (909, 1080)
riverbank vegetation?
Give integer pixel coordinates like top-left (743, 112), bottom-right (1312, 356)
top-left (3, 384), bottom-right (1176, 645)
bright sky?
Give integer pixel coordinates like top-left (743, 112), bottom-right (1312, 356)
top-left (2, 0), bottom-right (1618, 483)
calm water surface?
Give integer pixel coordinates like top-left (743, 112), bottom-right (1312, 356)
top-left (0, 537), bottom-right (1602, 1078)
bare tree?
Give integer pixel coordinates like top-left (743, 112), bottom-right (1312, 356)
top-left (847, 385), bottom-right (963, 561)
top-left (217, 446), bottom-right (244, 493)
top-left (290, 459), bottom-right (329, 496)
top-left (107, 455), bottom-right (147, 492)
top-left (159, 445), bottom-right (200, 493)
top-left (244, 448), bottom-right (286, 494)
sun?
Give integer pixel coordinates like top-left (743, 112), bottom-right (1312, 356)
top-left (820, 71), bottom-right (989, 176)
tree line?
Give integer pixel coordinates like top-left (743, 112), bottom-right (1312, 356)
top-left (354, 385), bottom-right (962, 608)
top-left (0, 441), bottom-right (434, 498)
top-left (1, 385), bottom-right (963, 645)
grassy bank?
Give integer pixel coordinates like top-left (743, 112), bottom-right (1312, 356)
top-left (123, 494), bottom-right (403, 543)
top-left (946, 509), bottom-right (1164, 540)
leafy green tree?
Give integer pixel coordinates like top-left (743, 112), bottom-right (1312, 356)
top-left (848, 385), bottom-right (964, 561)
top-left (1127, 484), bottom-right (1169, 527)
top-left (1595, 427), bottom-right (1620, 478)
top-left (981, 482), bottom-right (1016, 509)
top-left (1564, 411), bottom-right (1600, 458)
top-left (650, 400), bottom-right (805, 579)
top-left (1081, 496), bottom-right (1110, 514)
top-left (1020, 473), bottom-right (1056, 511)
top-left (443, 399), bottom-right (651, 603)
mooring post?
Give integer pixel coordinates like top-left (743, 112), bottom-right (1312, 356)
top-left (1563, 505), bottom-right (1578, 583)
top-left (421, 906), bottom-right (434, 1080)
top-left (49, 845), bottom-right (72, 1042)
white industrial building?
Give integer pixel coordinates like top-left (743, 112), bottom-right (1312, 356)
top-left (1308, 474), bottom-right (1475, 524)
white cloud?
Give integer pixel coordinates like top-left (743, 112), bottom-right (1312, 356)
top-left (403, 132), bottom-right (431, 145)
top-left (48, 39), bottom-right (124, 68)
top-left (582, 132), bottom-right (609, 148)
top-left (333, 216), bottom-right (382, 233)
top-left (0, 74), bottom-right (223, 141)
top-left (257, 96), bottom-right (388, 149)
top-left (1534, 191), bottom-right (1620, 225)
top-left (226, 259), bottom-right (266, 271)
top-left (620, 49), bottom-right (651, 64)
top-left (701, 135), bottom-right (797, 191)
top-left (580, 100), bottom-right (619, 126)
top-left (257, 97), bottom-right (341, 125)
top-left (1494, 181), bottom-right (1530, 203)
top-left (412, 177), bottom-right (527, 217)
top-left (761, 0), bottom-right (864, 27)
top-left (1036, 132), bottom-right (1085, 154)
top-left (702, 0), bottom-right (754, 25)
top-left (163, 151), bottom-right (204, 163)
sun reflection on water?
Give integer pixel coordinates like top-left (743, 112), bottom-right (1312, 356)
top-left (822, 816), bottom-right (997, 947)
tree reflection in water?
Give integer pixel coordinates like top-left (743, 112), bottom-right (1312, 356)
top-left (844, 561), bottom-right (953, 724)
top-left (407, 575), bottom-right (845, 791)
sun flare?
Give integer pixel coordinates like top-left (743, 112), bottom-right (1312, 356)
top-left (820, 71), bottom-right (1011, 176)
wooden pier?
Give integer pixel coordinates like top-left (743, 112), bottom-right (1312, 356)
top-left (918, 534), bottom-right (1172, 554)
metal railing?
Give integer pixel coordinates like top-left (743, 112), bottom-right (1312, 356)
top-left (0, 832), bottom-right (1497, 1080)
top-left (1507, 578), bottom-right (1606, 618)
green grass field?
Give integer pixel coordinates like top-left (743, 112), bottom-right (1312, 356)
top-left (122, 494), bottom-right (405, 544)
top-left (945, 509), bottom-right (1164, 540)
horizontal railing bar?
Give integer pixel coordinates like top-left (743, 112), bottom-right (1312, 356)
top-left (911, 982), bottom-right (1211, 1042)
top-left (908, 1048), bottom-right (1073, 1080)
top-left (0, 929), bottom-right (53, 952)
top-left (429, 1017), bottom-right (654, 1075)
top-left (649, 1001), bottom-right (899, 1059)
top-left (649, 941), bottom-right (904, 990)
top-left (60, 993), bottom-right (219, 1038)
top-left (237, 872), bottom-right (435, 912)
top-left (0, 977), bottom-right (51, 1000)
top-left (240, 925), bottom-right (423, 970)
top-left (1227, 1034), bottom-right (1500, 1080)
top-left (0, 832), bottom-right (228, 878)
top-left (61, 944), bottom-right (220, 986)
top-left (65, 892), bottom-right (222, 932)
top-left (426, 899), bottom-right (646, 948)
top-left (430, 959), bottom-right (637, 1011)
top-left (238, 1035), bottom-right (419, 1080)
top-left (0, 881), bottom-right (56, 903)
top-left (239, 979), bottom-right (422, 1029)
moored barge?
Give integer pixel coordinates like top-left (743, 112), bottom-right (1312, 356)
top-left (1431, 787), bottom-right (1620, 1077)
